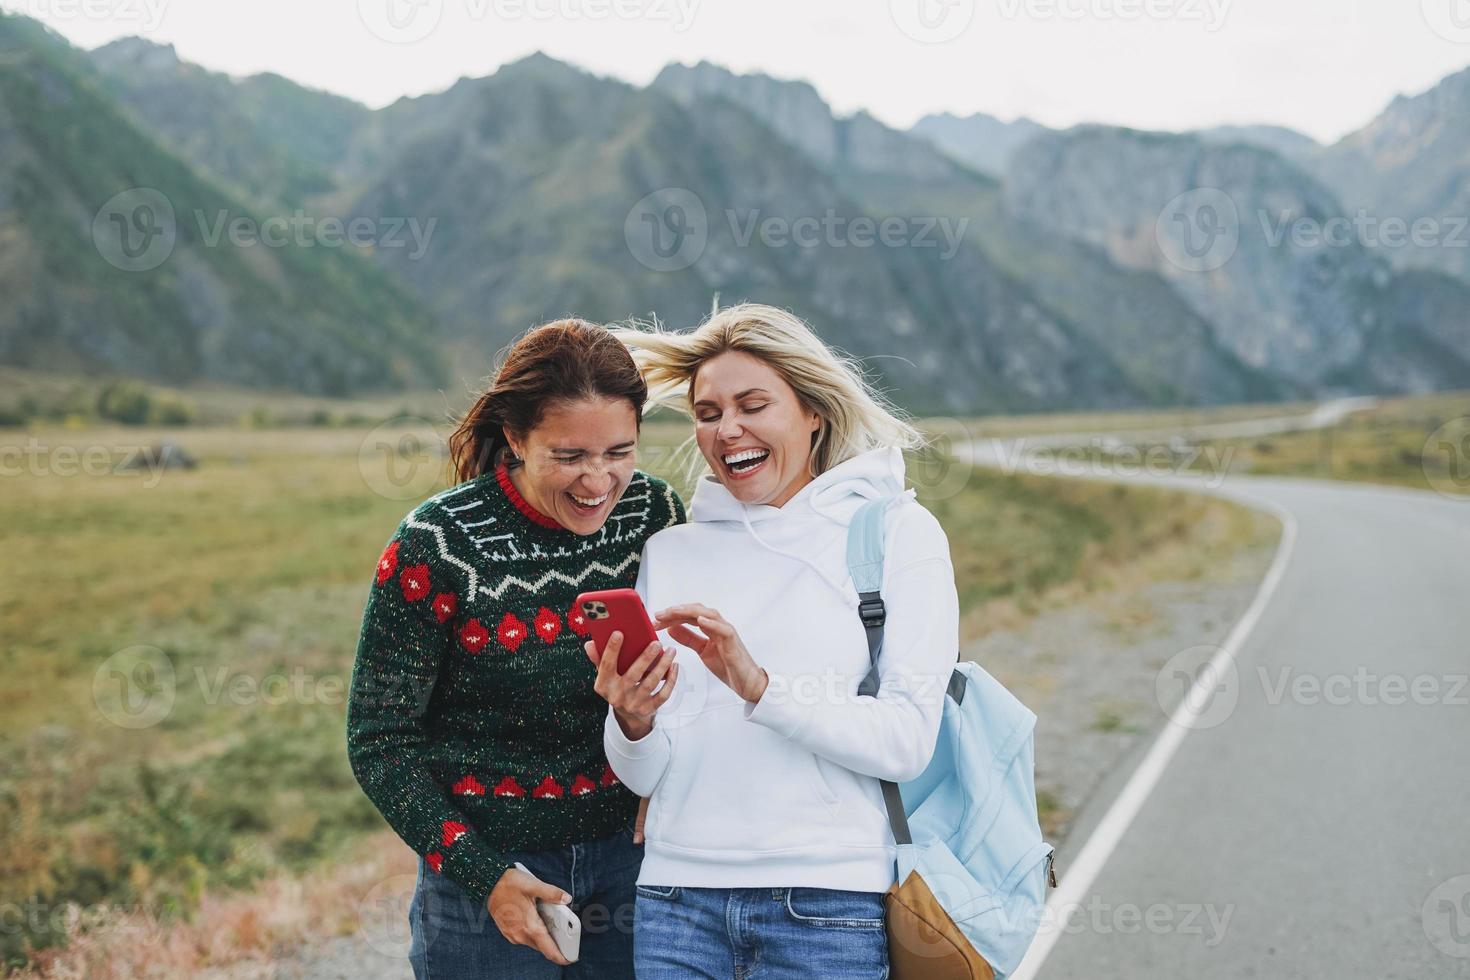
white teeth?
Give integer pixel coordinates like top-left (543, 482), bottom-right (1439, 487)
top-left (723, 449), bottom-right (769, 465)
top-left (569, 491), bottom-right (608, 507)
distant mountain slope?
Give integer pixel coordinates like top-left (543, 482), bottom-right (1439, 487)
top-left (0, 12), bottom-right (443, 395)
top-left (652, 65), bottom-right (1291, 405)
top-left (1196, 124), bottom-right (1319, 160)
top-left (88, 36), bottom-right (369, 208)
top-left (1312, 65), bottom-right (1470, 283)
top-left (1006, 125), bottom-right (1470, 393)
top-left (910, 111), bottom-right (1050, 177)
top-left (330, 56), bottom-right (1146, 413)
top-left (5, 9), bottom-right (1467, 409)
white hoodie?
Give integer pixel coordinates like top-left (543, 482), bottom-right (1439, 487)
top-left (603, 446), bottom-right (960, 891)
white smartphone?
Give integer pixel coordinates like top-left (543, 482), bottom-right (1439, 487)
top-left (514, 862), bottom-right (581, 963)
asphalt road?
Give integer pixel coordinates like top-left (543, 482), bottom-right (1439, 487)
top-left (964, 406), bottom-right (1470, 979)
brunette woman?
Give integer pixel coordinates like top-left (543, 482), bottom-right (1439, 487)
top-left (347, 319), bottom-right (684, 979)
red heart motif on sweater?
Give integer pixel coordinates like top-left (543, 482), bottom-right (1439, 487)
top-left (570, 774), bottom-right (596, 796)
top-left (566, 602), bottom-right (591, 637)
top-left (534, 607), bottom-right (562, 644)
top-left (600, 766), bottom-right (619, 788)
top-left (441, 821), bottom-right (467, 848)
top-left (459, 619), bottom-right (489, 654)
top-left (497, 612), bottom-right (529, 652)
top-left (493, 776), bottom-right (526, 797)
top-left (532, 776), bottom-right (564, 799)
top-left (433, 592), bottom-right (458, 624)
top-left (453, 775), bottom-right (485, 796)
top-left (376, 540), bottom-right (400, 585)
top-left (426, 852), bottom-right (443, 873)
top-left (400, 564), bottom-right (431, 603)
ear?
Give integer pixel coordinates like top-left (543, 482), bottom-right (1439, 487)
top-left (504, 429), bottom-right (527, 462)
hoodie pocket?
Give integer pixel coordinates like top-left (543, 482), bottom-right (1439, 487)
top-left (809, 755), bottom-right (841, 815)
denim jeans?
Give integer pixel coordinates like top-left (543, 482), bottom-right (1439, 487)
top-left (633, 885), bottom-right (890, 979)
top-left (407, 818), bottom-right (641, 979)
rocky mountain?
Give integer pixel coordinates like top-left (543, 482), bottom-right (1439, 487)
top-left (3, 8), bottom-right (1467, 409)
top-left (653, 68), bottom-right (1289, 405)
top-left (87, 36), bottom-right (369, 208)
top-left (1005, 125), bottom-right (1470, 392)
top-left (910, 112), bottom-right (1050, 177)
top-left (1196, 124), bottom-right (1319, 160)
top-left (0, 12), bottom-right (442, 395)
top-left (654, 62), bottom-right (964, 182)
top-left (327, 55), bottom-right (1143, 413)
top-left (1311, 65), bottom-right (1470, 283)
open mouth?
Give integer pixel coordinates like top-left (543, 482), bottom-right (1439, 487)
top-left (722, 448), bottom-right (770, 479)
top-left (566, 489), bottom-right (611, 514)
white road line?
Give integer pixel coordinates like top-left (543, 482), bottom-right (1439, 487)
top-left (1008, 491), bottom-right (1300, 980)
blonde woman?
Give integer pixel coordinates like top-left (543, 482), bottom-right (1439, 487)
top-left (584, 305), bottom-right (960, 978)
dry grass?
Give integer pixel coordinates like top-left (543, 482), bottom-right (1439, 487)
top-left (12, 833), bottom-right (415, 980)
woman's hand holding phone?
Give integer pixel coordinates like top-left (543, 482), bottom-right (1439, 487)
top-left (585, 630), bottom-right (678, 742)
top-left (488, 866), bottom-right (575, 966)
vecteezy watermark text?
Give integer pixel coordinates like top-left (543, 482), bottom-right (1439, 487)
top-left (93, 188), bottom-right (437, 272)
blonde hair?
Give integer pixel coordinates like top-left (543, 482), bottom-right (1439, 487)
top-left (612, 303), bottom-right (927, 478)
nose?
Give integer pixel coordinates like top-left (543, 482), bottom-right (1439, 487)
top-left (578, 461), bottom-right (615, 495)
top-left (716, 415), bottom-right (744, 444)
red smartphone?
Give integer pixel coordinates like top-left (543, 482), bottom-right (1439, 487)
top-left (574, 588), bottom-right (660, 674)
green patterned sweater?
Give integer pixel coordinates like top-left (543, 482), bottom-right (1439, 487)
top-left (346, 463), bottom-right (685, 906)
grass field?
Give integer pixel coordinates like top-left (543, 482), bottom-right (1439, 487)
top-left (1, 409), bottom-right (1272, 971)
top-left (1176, 391), bottom-right (1470, 495)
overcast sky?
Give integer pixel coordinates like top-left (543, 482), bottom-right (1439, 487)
top-left (7, 0), bottom-right (1470, 143)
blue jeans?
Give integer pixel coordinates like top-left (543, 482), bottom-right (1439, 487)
top-left (633, 885), bottom-right (890, 979)
top-left (407, 819), bottom-right (641, 979)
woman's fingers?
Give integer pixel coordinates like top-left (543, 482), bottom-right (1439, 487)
top-left (654, 603), bottom-right (721, 627)
top-left (663, 622), bottom-right (708, 652)
top-left (650, 662), bottom-right (679, 705)
top-left (523, 911), bottom-right (571, 966)
top-left (695, 614), bottom-right (736, 639)
top-left (633, 796), bottom-right (649, 844)
top-left (623, 639), bottom-right (665, 687)
top-left (638, 646), bottom-right (676, 695)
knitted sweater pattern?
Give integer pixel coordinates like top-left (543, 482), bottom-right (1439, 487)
top-left (347, 466), bottom-right (684, 905)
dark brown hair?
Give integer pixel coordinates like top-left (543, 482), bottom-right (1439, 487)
top-left (448, 319), bottom-right (648, 483)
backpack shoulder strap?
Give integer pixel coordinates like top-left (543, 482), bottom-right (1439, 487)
top-left (847, 496), bottom-right (893, 699)
top-left (845, 495), bottom-right (913, 846)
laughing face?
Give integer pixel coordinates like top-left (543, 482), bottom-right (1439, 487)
top-left (691, 350), bottom-right (822, 508)
top-left (504, 396), bottom-right (639, 535)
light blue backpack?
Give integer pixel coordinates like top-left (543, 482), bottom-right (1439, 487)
top-left (849, 495), bottom-right (1056, 980)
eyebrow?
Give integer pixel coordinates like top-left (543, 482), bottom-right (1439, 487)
top-left (550, 442), bottom-right (637, 454)
top-left (692, 388), bottom-right (772, 408)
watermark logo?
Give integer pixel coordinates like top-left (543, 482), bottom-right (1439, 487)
top-left (1155, 645), bottom-right (1238, 730)
top-left (1259, 209), bottom-right (1469, 252)
top-left (357, 0), bottom-right (699, 43)
top-left (625, 188), bottom-right (708, 272)
top-left (1156, 188), bottom-right (1239, 273)
top-left (995, 0), bottom-right (1231, 31)
top-left (985, 435), bottom-right (1237, 488)
top-left (1422, 0), bottom-right (1470, 44)
top-left (92, 190), bottom-right (437, 271)
top-left (359, 874), bottom-right (428, 957)
top-left (92, 645), bottom-right (176, 730)
top-left (9, 0), bottom-right (170, 32)
top-left (358, 0), bottom-right (445, 43)
top-left (728, 209), bottom-right (969, 260)
top-left (93, 188), bottom-right (176, 272)
top-left (1423, 417), bottom-right (1470, 500)
top-left (889, 0), bottom-right (975, 43)
top-left (1423, 874), bottom-right (1470, 959)
top-left (358, 417), bottom-right (451, 501)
